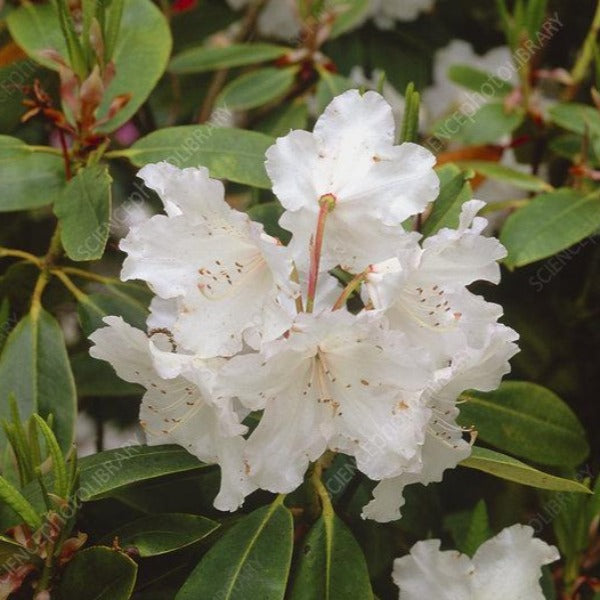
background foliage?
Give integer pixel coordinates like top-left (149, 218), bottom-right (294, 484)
top-left (0, 0), bottom-right (598, 598)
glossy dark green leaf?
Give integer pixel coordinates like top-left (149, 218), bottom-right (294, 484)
top-left (54, 164), bottom-right (112, 261)
top-left (78, 288), bottom-right (149, 338)
top-left (113, 126), bottom-right (275, 188)
top-left (459, 381), bottom-right (589, 467)
top-left (71, 352), bottom-right (142, 398)
top-left (444, 499), bottom-right (492, 556)
top-left (289, 508), bottom-right (373, 600)
top-left (57, 546), bottom-right (137, 600)
top-left (101, 513), bottom-right (219, 557)
top-left (0, 137), bottom-right (65, 212)
top-left (7, 0), bottom-right (172, 133)
top-left (170, 43), bottom-right (289, 74)
top-left (460, 447), bottom-right (591, 493)
top-left (217, 67), bottom-right (297, 111)
top-left (176, 498), bottom-right (293, 600)
top-left (500, 188), bottom-right (600, 268)
top-left (0, 445), bottom-right (207, 531)
top-left (0, 308), bottom-right (76, 453)
top-left (247, 201), bottom-right (289, 243)
top-left (422, 163), bottom-right (473, 236)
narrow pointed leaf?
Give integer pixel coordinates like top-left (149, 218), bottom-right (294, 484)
top-left (459, 381), bottom-right (589, 467)
top-left (176, 498), bottom-right (293, 600)
top-left (0, 309), bottom-right (76, 454)
top-left (100, 513), bottom-right (219, 557)
top-left (289, 509), bottom-right (373, 600)
top-left (460, 447), bottom-right (592, 493)
top-left (57, 546), bottom-right (137, 600)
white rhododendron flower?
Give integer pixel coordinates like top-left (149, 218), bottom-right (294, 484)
top-left (89, 316), bottom-right (254, 511)
top-left (225, 0), bottom-right (300, 41)
top-left (120, 162), bottom-right (297, 358)
top-left (423, 40), bottom-right (517, 127)
top-left (393, 524), bottom-right (559, 599)
top-left (266, 89), bottom-right (438, 272)
top-left (90, 89), bottom-right (517, 519)
top-left (218, 309), bottom-right (432, 492)
top-left (369, 0), bottom-right (435, 29)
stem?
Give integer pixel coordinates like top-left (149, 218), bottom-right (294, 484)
top-left (30, 226), bottom-right (64, 315)
top-left (306, 194), bottom-right (336, 313)
top-left (52, 270), bottom-right (88, 301)
top-left (565, 0), bottom-right (600, 100)
top-left (58, 266), bottom-right (117, 285)
top-left (56, 129), bottom-right (72, 181)
top-left (0, 247), bottom-right (42, 266)
top-left (310, 455), bottom-right (333, 518)
top-left (332, 269), bottom-right (368, 311)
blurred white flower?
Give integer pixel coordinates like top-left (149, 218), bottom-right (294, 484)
top-left (393, 524), bottom-right (559, 599)
top-left (423, 40), bottom-right (517, 128)
top-left (226, 0), bottom-right (300, 41)
top-left (369, 0), bottom-right (435, 29)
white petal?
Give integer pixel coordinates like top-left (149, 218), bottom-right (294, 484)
top-left (89, 317), bottom-right (253, 511)
top-left (472, 524), bottom-right (559, 600)
top-left (147, 296), bottom-right (178, 331)
top-left (392, 539), bottom-right (474, 600)
top-left (137, 162), bottom-right (225, 219)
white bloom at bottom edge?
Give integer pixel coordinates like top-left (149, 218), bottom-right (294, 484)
top-left (392, 524), bottom-right (559, 600)
top-left (217, 309), bottom-right (433, 494)
top-left (89, 316), bottom-right (255, 512)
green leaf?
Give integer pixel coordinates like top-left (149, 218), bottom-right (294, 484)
top-left (460, 447), bottom-right (592, 493)
top-left (176, 498), bottom-right (293, 600)
top-left (247, 201), bottom-right (289, 243)
top-left (455, 160), bottom-right (552, 192)
top-left (0, 445), bottom-right (208, 531)
top-left (447, 64), bottom-right (513, 94)
top-left (169, 43), bottom-right (289, 74)
top-left (0, 535), bottom-right (31, 567)
top-left (101, 513), bottom-right (219, 557)
top-left (329, 0), bottom-right (371, 38)
top-left (400, 82), bottom-right (420, 143)
top-left (7, 0), bottom-right (172, 133)
top-left (256, 100), bottom-right (309, 138)
top-left (32, 414), bottom-right (68, 498)
top-left (115, 126), bottom-right (275, 188)
top-left (315, 72), bottom-right (354, 115)
top-left (0, 309), bottom-right (76, 454)
top-left (445, 500), bottom-right (492, 556)
top-left (500, 188), bottom-right (600, 268)
top-left (422, 163), bottom-right (473, 236)
top-left (435, 102), bottom-right (524, 145)
top-left (71, 352), bottom-right (143, 397)
top-left (0, 476), bottom-right (42, 529)
top-left (57, 546), bottom-right (137, 600)
top-left (458, 381), bottom-right (589, 467)
top-left (0, 137), bottom-right (65, 212)
top-left (290, 508), bottom-right (373, 600)
top-left (54, 164), bottom-right (112, 261)
top-left (217, 67), bottom-right (297, 111)
top-left (78, 288), bottom-right (149, 337)
top-left (548, 102), bottom-right (600, 136)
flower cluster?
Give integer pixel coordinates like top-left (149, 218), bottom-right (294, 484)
top-left (90, 89), bottom-right (518, 519)
top-left (393, 524), bottom-right (559, 599)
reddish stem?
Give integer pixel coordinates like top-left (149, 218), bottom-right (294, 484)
top-left (306, 194), bottom-right (336, 312)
